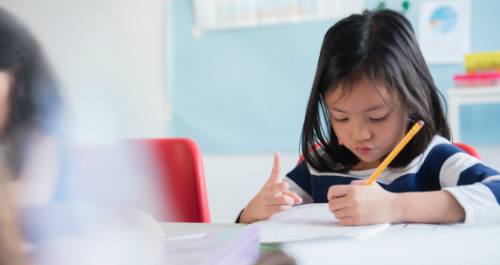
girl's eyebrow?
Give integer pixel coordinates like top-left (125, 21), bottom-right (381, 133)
top-left (329, 104), bottom-right (387, 114)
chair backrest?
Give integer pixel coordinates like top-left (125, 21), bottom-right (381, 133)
top-left (453, 142), bottom-right (480, 159)
top-left (141, 138), bottom-right (210, 223)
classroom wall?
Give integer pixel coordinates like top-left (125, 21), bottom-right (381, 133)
top-left (168, 0), bottom-right (500, 154)
top-left (0, 0), bottom-right (168, 142)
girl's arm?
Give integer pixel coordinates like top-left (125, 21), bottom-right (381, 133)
top-left (329, 168), bottom-right (500, 225)
top-left (391, 190), bottom-right (465, 223)
top-left (329, 142), bottom-right (500, 225)
top-left (437, 151), bottom-right (500, 225)
top-left (328, 181), bottom-right (466, 225)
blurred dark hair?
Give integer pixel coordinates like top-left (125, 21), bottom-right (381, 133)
top-left (0, 7), bottom-right (62, 177)
top-left (301, 9), bottom-right (450, 172)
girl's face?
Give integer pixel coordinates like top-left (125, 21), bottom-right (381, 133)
top-left (325, 77), bottom-right (407, 170)
top-left (0, 71), bottom-right (12, 136)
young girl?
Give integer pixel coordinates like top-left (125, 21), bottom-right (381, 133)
top-left (239, 9), bottom-right (500, 225)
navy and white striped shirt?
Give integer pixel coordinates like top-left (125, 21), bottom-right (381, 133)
top-left (285, 136), bottom-right (500, 225)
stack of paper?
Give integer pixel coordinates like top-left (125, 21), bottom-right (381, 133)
top-left (253, 203), bottom-right (389, 243)
top-left (163, 225), bottom-right (260, 265)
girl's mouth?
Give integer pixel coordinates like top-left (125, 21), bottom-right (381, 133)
top-left (355, 146), bottom-right (373, 155)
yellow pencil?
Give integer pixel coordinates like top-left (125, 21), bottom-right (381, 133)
top-left (366, 120), bottom-right (425, 185)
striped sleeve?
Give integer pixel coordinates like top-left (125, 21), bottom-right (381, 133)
top-left (435, 145), bottom-right (500, 225)
top-left (285, 162), bottom-right (313, 204)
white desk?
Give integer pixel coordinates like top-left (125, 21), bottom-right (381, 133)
top-left (447, 86), bottom-right (500, 142)
top-left (164, 222), bottom-right (500, 265)
top-left (284, 223), bottom-right (500, 265)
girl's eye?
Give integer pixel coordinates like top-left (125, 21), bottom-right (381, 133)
top-left (369, 115), bottom-right (387, 122)
top-left (333, 117), bottom-right (348, 122)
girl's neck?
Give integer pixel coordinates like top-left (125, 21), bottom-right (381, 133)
top-left (352, 160), bottom-right (380, 171)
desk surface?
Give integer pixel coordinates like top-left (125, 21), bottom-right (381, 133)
top-left (164, 222), bottom-right (500, 265)
top-left (285, 223), bottom-right (500, 265)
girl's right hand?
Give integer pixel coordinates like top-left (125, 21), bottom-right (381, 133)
top-left (239, 152), bottom-right (303, 224)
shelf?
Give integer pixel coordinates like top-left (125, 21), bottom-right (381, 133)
top-left (447, 86), bottom-right (500, 141)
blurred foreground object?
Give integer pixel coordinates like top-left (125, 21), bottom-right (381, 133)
top-left (0, 6), bottom-right (166, 265)
top-left (0, 171), bottom-right (28, 265)
top-left (0, 5), bottom-right (62, 207)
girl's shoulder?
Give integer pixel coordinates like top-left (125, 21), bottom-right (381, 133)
top-left (425, 135), bottom-right (467, 158)
top-left (398, 135), bottom-right (454, 168)
top-left (400, 135), bottom-right (479, 174)
top-left (428, 134), bottom-right (452, 147)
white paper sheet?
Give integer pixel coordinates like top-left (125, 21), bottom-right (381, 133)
top-left (254, 203), bottom-right (389, 243)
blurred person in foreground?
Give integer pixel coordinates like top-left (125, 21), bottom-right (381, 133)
top-left (0, 172), bottom-right (27, 265)
top-left (0, 7), bottom-right (163, 265)
top-left (0, 6), bottom-right (60, 265)
top-left (0, 6), bottom-right (61, 207)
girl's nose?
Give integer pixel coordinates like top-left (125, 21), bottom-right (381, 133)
top-left (352, 123), bottom-right (372, 141)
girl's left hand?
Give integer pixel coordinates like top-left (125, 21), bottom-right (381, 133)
top-left (327, 180), bottom-right (397, 226)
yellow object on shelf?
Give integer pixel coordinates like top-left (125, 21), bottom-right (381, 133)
top-left (465, 51), bottom-right (500, 73)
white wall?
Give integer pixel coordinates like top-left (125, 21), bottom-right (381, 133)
top-left (0, 0), bottom-right (168, 141)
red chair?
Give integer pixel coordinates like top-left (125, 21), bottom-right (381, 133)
top-left (453, 142), bottom-right (480, 159)
top-left (141, 138), bottom-right (210, 223)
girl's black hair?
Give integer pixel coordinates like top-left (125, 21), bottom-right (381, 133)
top-left (0, 7), bottom-right (61, 177)
top-left (301, 9), bottom-right (450, 172)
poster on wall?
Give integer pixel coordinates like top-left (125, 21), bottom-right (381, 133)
top-left (193, 0), bottom-right (363, 34)
top-left (419, 0), bottom-right (470, 64)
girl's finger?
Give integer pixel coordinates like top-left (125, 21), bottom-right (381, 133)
top-left (269, 193), bottom-right (295, 206)
top-left (332, 207), bottom-right (354, 220)
top-left (267, 204), bottom-right (292, 214)
top-left (270, 181), bottom-right (289, 194)
top-left (327, 185), bottom-right (350, 200)
top-left (266, 152), bottom-right (281, 185)
top-left (329, 196), bottom-right (350, 211)
top-left (282, 191), bottom-right (303, 204)
top-left (350, 179), bottom-right (367, 185)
